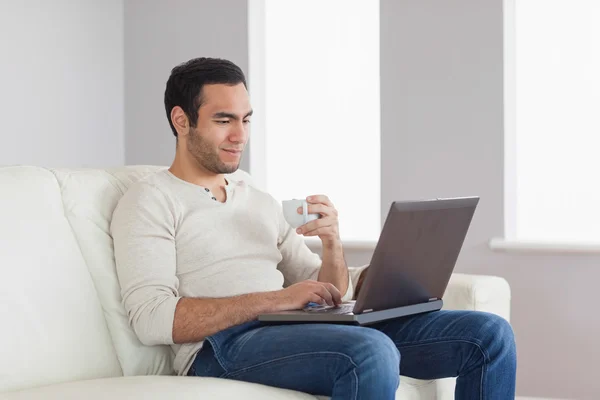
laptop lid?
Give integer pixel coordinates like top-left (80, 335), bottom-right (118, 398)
top-left (353, 197), bottom-right (479, 314)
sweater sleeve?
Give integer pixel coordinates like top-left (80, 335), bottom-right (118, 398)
top-left (110, 182), bottom-right (181, 346)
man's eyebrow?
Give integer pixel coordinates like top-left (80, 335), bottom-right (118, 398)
top-left (212, 110), bottom-right (254, 120)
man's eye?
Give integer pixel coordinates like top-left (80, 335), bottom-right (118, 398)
top-left (243, 120), bottom-right (251, 124)
top-left (215, 120), bottom-right (229, 125)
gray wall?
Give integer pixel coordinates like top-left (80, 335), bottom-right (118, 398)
top-left (0, 0), bottom-right (124, 168)
top-left (375, 1), bottom-right (599, 398)
top-left (124, 0), bottom-right (250, 171)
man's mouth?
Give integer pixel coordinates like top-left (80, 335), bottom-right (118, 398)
top-left (222, 148), bottom-right (243, 155)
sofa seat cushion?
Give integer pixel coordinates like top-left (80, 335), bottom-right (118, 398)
top-left (0, 375), bottom-right (439, 400)
top-left (0, 376), bottom-right (321, 400)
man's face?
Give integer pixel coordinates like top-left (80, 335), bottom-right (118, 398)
top-left (186, 83), bottom-right (252, 174)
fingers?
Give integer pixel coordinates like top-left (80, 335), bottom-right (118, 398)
top-left (302, 281), bottom-right (342, 307)
top-left (297, 217), bottom-right (337, 236)
top-left (309, 293), bottom-right (327, 306)
top-left (321, 282), bottom-right (342, 305)
top-left (315, 284), bottom-right (334, 306)
top-left (306, 195), bottom-right (334, 208)
top-left (302, 226), bottom-right (332, 237)
top-left (308, 291), bottom-right (330, 306)
top-left (296, 203), bottom-right (337, 217)
top-left (294, 196), bottom-right (339, 238)
top-left (297, 216), bottom-right (326, 233)
top-left (309, 282), bottom-right (342, 306)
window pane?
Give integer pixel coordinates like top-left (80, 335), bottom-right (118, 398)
top-left (261, 0), bottom-right (380, 241)
top-left (515, 0), bottom-right (600, 242)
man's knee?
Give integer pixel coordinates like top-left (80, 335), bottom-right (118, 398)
top-left (349, 328), bottom-right (400, 377)
top-left (476, 312), bottom-right (516, 362)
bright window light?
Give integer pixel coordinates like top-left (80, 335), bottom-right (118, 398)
top-left (250, 0), bottom-right (381, 241)
top-left (514, 0), bottom-right (600, 243)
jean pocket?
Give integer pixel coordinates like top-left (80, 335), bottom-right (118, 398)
top-left (190, 340), bottom-right (227, 378)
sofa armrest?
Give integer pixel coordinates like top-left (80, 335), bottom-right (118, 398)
top-left (442, 273), bottom-right (511, 321)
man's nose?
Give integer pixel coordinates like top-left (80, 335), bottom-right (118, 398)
top-left (229, 121), bottom-right (248, 143)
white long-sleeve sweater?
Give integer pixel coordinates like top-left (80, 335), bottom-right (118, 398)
top-left (110, 169), bottom-right (367, 376)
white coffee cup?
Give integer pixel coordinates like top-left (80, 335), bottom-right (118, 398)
top-left (282, 199), bottom-right (320, 229)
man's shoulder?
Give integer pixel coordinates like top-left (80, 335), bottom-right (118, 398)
top-left (115, 170), bottom-right (174, 212)
top-left (123, 169), bottom-right (170, 196)
top-left (110, 171), bottom-right (177, 235)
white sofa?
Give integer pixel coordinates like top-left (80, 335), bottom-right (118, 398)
top-left (0, 165), bottom-right (512, 400)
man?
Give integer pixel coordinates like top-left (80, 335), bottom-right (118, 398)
top-left (111, 57), bottom-right (516, 399)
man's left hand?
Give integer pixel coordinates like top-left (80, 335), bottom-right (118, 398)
top-left (295, 195), bottom-right (340, 246)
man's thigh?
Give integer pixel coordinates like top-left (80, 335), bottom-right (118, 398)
top-left (370, 309), bottom-right (512, 379)
top-left (190, 321), bottom-right (398, 395)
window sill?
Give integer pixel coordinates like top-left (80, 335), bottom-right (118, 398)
top-left (489, 237), bottom-right (600, 254)
top-left (307, 238), bottom-right (600, 254)
top-left (304, 238), bottom-right (378, 251)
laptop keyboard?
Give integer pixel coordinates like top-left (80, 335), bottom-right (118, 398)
top-left (303, 303), bottom-right (355, 314)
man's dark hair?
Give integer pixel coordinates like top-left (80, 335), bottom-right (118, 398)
top-left (164, 57), bottom-right (247, 137)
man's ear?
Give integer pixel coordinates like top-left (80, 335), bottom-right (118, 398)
top-left (171, 106), bottom-right (190, 137)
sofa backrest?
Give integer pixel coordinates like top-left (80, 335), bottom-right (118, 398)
top-left (49, 165), bottom-right (176, 378)
top-left (0, 166), bottom-right (123, 392)
top-left (0, 165), bottom-right (254, 392)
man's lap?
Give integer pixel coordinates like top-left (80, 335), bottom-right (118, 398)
top-left (189, 309), bottom-right (510, 380)
top-left (189, 317), bottom-right (400, 396)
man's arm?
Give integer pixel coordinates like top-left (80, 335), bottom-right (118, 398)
top-left (172, 280), bottom-right (342, 343)
top-left (296, 195), bottom-right (349, 298)
top-left (317, 240), bottom-right (349, 298)
top-left (275, 194), bottom-right (366, 302)
top-left (172, 292), bottom-right (276, 343)
top-left (274, 198), bottom-right (351, 301)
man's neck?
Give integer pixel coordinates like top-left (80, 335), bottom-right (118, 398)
top-left (169, 155), bottom-right (226, 189)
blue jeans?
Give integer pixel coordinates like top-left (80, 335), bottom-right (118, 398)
top-left (188, 310), bottom-right (516, 399)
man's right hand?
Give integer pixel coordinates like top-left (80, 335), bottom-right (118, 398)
top-left (273, 280), bottom-right (342, 311)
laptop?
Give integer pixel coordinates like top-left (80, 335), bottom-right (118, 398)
top-left (259, 196), bottom-right (479, 325)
